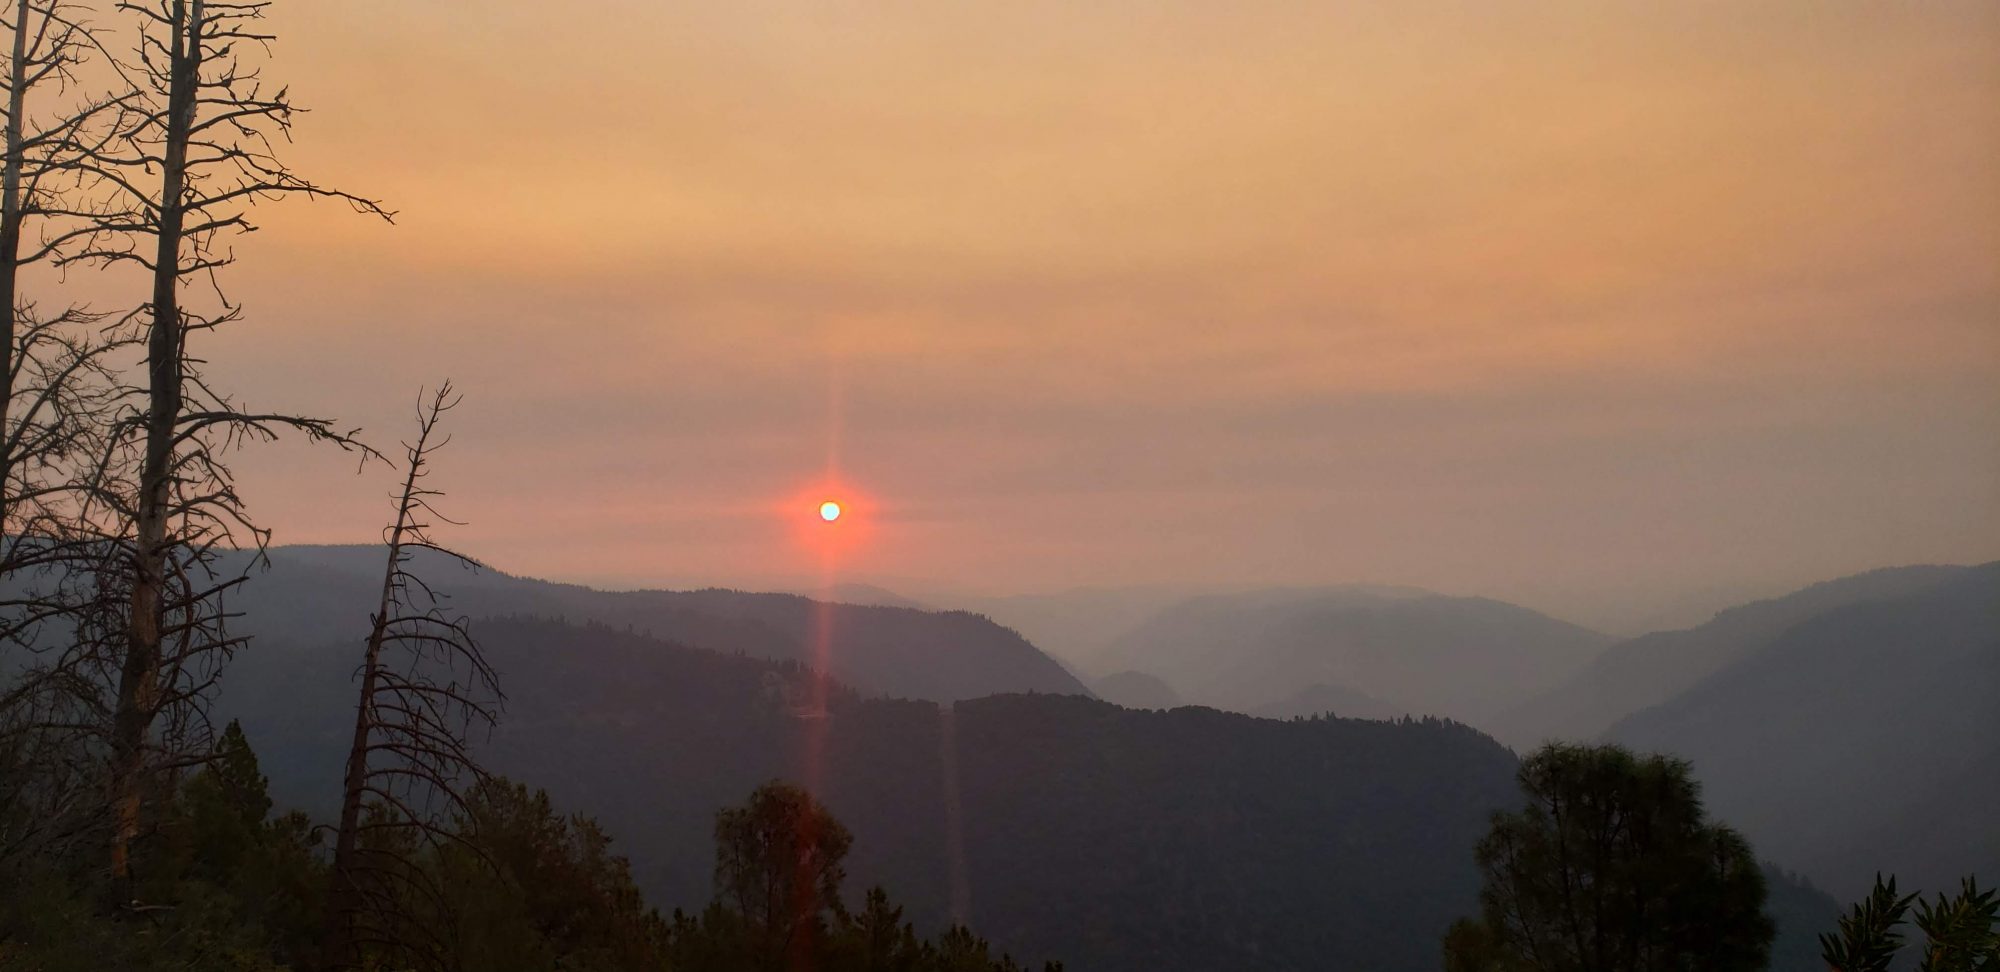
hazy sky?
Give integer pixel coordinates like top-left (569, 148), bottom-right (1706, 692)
top-left (101, 1), bottom-right (1997, 631)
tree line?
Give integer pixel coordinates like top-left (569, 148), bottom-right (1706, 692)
top-left (5, 717), bottom-right (1064, 971)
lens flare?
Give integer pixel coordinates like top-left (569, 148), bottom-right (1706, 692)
top-left (819, 500), bottom-right (842, 522)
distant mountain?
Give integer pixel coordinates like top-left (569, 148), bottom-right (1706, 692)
top-left (223, 616), bottom-right (1523, 972)
top-left (1492, 564), bottom-right (1976, 747)
top-left (947, 587), bottom-right (1203, 674)
top-left (1605, 563), bottom-right (2000, 899)
top-left (231, 545), bottom-right (1087, 704)
top-left (1096, 588), bottom-right (1610, 727)
top-left (1255, 682), bottom-right (1406, 722)
top-left (804, 582), bottom-right (929, 610)
top-left (1090, 670), bottom-right (1182, 710)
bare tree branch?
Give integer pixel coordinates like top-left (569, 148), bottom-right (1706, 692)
top-left (322, 382), bottom-right (499, 972)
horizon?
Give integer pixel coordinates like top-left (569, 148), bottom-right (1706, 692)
top-left (257, 539), bottom-right (1998, 638)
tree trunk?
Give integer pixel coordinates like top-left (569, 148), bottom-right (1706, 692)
top-left (0, 0), bottom-right (34, 533)
top-left (107, 0), bottom-right (199, 889)
top-left (322, 456), bottom-right (420, 969)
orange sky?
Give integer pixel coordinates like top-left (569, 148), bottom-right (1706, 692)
top-left (78, 0), bottom-right (1996, 630)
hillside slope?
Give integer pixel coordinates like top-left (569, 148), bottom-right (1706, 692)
top-left (1493, 564), bottom-right (1973, 747)
top-left (1605, 564), bottom-right (2000, 898)
top-left (231, 545), bottom-right (1088, 703)
top-left (1098, 588), bottom-right (1610, 726)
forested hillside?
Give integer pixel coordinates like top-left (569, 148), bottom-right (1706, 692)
top-left (214, 612), bottom-right (1849, 972)
top-left (221, 615), bottom-right (1527, 972)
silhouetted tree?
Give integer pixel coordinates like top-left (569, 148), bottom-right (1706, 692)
top-left (831, 886), bottom-right (926, 972)
top-left (0, 720), bottom-right (324, 970)
top-left (1822, 874), bottom-right (1998, 972)
top-left (430, 778), bottom-right (669, 972)
top-left (322, 383), bottom-right (497, 972)
top-left (714, 779), bottom-right (854, 972)
top-left (674, 781), bottom-right (1062, 972)
top-left (149, 719), bottom-right (325, 964)
top-left (1443, 742), bottom-right (1772, 972)
top-left (0, 0), bottom-right (146, 899)
top-left (68, 0), bottom-right (388, 888)
top-left (0, 0), bottom-right (131, 537)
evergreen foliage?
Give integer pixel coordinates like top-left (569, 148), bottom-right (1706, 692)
top-left (0, 721), bottom-right (325, 971)
top-left (0, 726), bottom-right (1065, 971)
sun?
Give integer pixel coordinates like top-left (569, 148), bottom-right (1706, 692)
top-left (819, 500), bottom-right (842, 522)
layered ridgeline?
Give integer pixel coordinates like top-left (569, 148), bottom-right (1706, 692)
top-left (229, 545), bottom-right (1086, 703)
top-left (1491, 564), bottom-right (1974, 747)
top-left (951, 566), bottom-right (1994, 933)
top-left (949, 587), bottom-right (1202, 675)
top-left (203, 552), bottom-right (1854, 971)
top-left (1603, 563), bottom-right (2000, 900)
top-left (1079, 587), bottom-right (1611, 727)
top-left (221, 616), bottom-right (1521, 972)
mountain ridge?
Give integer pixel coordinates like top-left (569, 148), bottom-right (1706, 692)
top-left (1603, 562), bottom-right (2000, 898)
top-left (235, 544), bottom-right (1089, 704)
top-left (1096, 588), bottom-right (1611, 726)
top-left (1492, 562), bottom-right (1979, 747)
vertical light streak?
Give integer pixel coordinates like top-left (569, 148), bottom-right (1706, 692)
top-left (802, 352), bottom-right (845, 798)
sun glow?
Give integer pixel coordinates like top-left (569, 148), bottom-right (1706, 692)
top-left (783, 482), bottom-right (876, 569)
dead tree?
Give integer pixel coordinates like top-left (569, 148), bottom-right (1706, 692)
top-left (0, 315), bottom-right (129, 873)
top-left (0, 0), bottom-right (133, 524)
top-left (0, 0), bottom-right (138, 613)
top-left (322, 382), bottom-right (500, 972)
top-left (59, 0), bottom-right (391, 886)
top-left (0, 1), bottom-right (147, 876)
